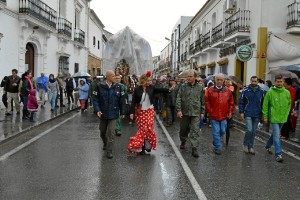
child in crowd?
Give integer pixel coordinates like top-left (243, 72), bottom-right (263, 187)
top-left (27, 89), bottom-right (38, 122)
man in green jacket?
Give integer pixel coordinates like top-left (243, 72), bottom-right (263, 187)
top-left (263, 75), bottom-right (291, 162)
top-left (176, 70), bottom-right (205, 158)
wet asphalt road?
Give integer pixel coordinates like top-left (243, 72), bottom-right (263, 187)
top-left (0, 111), bottom-right (299, 200)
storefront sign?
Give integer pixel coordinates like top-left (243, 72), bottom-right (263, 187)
top-left (236, 45), bottom-right (253, 62)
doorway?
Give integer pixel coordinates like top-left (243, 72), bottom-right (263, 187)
top-left (25, 43), bottom-right (35, 75)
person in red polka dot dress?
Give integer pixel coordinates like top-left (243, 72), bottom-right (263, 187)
top-left (128, 71), bottom-right (175, 154)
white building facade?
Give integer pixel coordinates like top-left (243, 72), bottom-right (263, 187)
top-left (178, 0), bottom-right (300, 85)
top-left (88, 9), bottom-right (105, 76)
top-left (0, 0), bottom-right (92, 80)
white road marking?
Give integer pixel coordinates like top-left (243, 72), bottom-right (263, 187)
top-left (0, 113), bottom-right (80, 161)
top-left (234, 127), bottom-right (300, 161)
top-left (156, 115), bottom-right (207, 200)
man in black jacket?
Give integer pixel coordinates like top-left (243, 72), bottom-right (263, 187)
top-left (93, 70), bottom-right (126, 159)
top-left (5, 69), bottom-right (21, 115)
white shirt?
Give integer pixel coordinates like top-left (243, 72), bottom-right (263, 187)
top-left (141, 92), bottom-right (153, 110)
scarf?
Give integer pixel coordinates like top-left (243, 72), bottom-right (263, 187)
top-left (49, 78), bottom-right (56, 83)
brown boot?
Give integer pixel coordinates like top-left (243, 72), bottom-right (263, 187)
top-left (192, 148), bottom-right (199, 158)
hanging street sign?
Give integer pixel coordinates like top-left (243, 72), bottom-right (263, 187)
top-left (236, 45), bottom-right (253, 62)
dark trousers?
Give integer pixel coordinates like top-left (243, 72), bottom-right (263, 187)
top-left (281, 114), bottom-right (291, 138)
top-left (179, 116), bottom-right (200, 148)
top-left (55, 87), bottom-right (64, 106)
top-left (99, 119), bottom-right (117, 153)
top-left (67, 91), bottom-right (74, 103)
top-left (154, 97), bottom-right (162, 113)
top-left (167, 106), bottom-right (176, 125)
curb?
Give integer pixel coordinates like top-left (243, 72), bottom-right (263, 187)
top-left (233, 119), bottom-right (300, 157)
top-left (0, 107), bottom-right (79, 145)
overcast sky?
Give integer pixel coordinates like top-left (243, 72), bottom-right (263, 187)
top-left (90, 0), bottom-right (206, 56)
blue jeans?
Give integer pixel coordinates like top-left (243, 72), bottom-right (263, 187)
top-left (22, 95), bottom-right (28, 111)
top-left (266, 123), bottom-right (283, 156)
top-left (211, 120), bottom-right (227, 150)
top-left (244, 117), bottom-right (260, 148)
top-left (49, 91), bottom-right (57, 109)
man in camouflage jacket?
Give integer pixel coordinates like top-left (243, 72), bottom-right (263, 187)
top-left (176, 70), bottom-right (205, 158)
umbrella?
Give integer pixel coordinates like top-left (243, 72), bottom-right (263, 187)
top-left (178, 70), bottom-right (200, 78)
top-left (72, 72), bottom-right (91, 78)
top-left (268, 69), bottom-right (298, 78)
top-left (228, 75), bottom-right (243, 85)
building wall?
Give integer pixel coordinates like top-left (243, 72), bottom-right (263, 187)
top-left (0, 0), bottom-right (90, 81)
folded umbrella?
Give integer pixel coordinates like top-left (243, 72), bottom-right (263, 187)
top-left (72, 72), bottom-right (91, 78)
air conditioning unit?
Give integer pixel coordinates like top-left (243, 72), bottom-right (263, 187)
top-left (224, 0), bottom-right (236, 14)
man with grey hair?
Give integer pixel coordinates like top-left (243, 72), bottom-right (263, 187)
top-left (205, 73), bottom-right (234, 155)
top-left (176, 70), bottom-right (205, 158)
top-left (93, 70), bottom-right (126, 159)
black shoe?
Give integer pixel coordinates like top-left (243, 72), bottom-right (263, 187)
top-left (214, 149), bottom-right (222, 155)
top-left (192, 148), bottom-right (199, 158)
top-left (116, 131), bottom-right (122, 136)
top-left (106, 152), bottom-right (113, 159)
top-left (55, 105), bottom-right (59, 108)
top-left (5, 112), bottom-right (11, 116)
top-left (180, 142), bottom-right (186, 149)
top-left (61, 105), bottom-right (66, 107)
top-left (16, 111), bottom-right (20, 115)
top-left (103, 143), bottom-right (107, 150)
top-left (67, 102), bottom-right (71, 104)
top-left (140, 150), bottom-right (146, 155)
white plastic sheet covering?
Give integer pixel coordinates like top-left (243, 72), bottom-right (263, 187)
top-left (102, 26), bottom-right (153, 76)
top-left (267, 34), bottom-right (300, 67)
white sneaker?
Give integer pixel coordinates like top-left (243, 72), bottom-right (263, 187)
top-left (276, 155), bottom-right (283, 162)
top-left (243, 145), bottom-right (249, 153)
top-left (248, 148), bottom-right (255, 155)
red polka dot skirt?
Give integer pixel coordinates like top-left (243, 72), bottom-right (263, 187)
top-left (128, 108), bottom-right (157, 154)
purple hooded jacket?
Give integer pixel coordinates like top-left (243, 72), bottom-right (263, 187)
top-left (27, 89), bottom-right (38, 112)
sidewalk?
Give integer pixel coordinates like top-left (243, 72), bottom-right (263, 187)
top-left (232, 107), bottom-right (300, 157)
top-left (0, 100), bottom-right (78, 144)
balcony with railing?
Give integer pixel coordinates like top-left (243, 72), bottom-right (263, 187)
top-left (202, 31), bottom-right (211, 50)
top-left (74, 29), bottom-right (85, 45)
top-left (58, 18), bottom-right (72, 38)
top-left (189, 43), bottom-right (194, 55)
top-left (224, 9), bottom-right (250, 42)
top-left (194, 37), bottom-right (202, 54)
top-left (211, 22), bottom-right (224, 47)
top-left (19, 0), bottom-right (57, 29)
top-left (287, 2), bottom-right (300, 33)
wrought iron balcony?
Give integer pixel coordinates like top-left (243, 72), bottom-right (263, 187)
top-left (225, 9), bottom-right (250, 38)
top-left (194, 37), bottom-right (202, 53)
top-left (287, 2), bottom-right (300, 28)
top-left (74, 29), bottom-right (85, 45)
top-left (19, 0), bottom-right (57, 29)
top-left (211, 22), bottom-right (223, 45)
top-left (189, 43), bottom-right (194, 55)
top-left (202, 31), bottom-right (211, 49)
top-left (58, 17), bottom-right (72, 38)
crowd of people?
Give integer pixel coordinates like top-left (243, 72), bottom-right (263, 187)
top-left (92, 69), bottom-right (299, 163)
top-left (1, 68), bottom-right (299, 163)
top-left (0, 69), bottom-right (97, 122)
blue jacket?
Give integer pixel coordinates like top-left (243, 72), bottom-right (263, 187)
top-left (93, 82), bottom-right (126, 120)
top-left (36, 76), bottom-right (48, 92)
top-left (239, 85), bottom-right (265, 118)
top-left (78, 79), bottom-right (89, 100)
